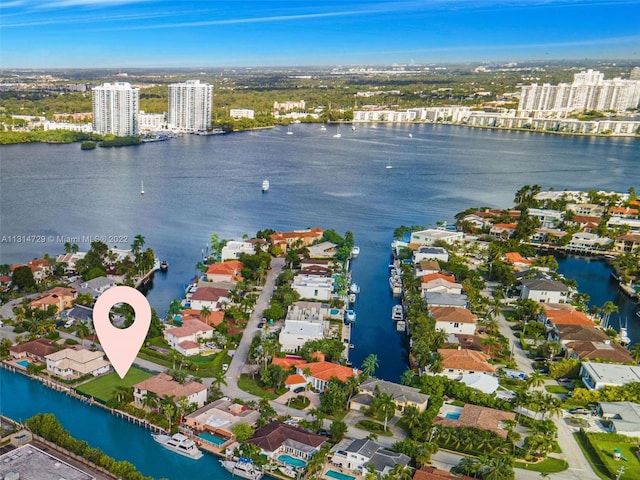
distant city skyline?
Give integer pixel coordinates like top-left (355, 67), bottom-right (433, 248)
top-left (1, 0), bottom-right (640, 68)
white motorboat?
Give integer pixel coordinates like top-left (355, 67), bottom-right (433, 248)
top-left (408, 133), bottom-right (413, 138)
top-left (220, 458), bottom-right (264, 479)
top-left (348, 293), bottom-right (356, 304)
top-left (386, 165), bottom-right (393, 169)
top-left (320, 124), bottom-right (327, 131)
top-left (351, 124), bottom-right (356, 131)
top-left (140, 180), bottom-right (144, 195)
top-left (618, 326), bottom-right (631, 346)
top-left (351, 246), bottom-right (360, 258)
top-left (151, 433), bottom-right (203, 460)
top-left (345, 309), bottom-right (356, 323)
top-left (262, 179), bottom-right (270, 192)
top-left (287, 125), bottom-right (293, 135)
top-left (392, 305), bottom-right (404, 321)
top-left (396, 320), bottom-right (406, 332)
top-left (278, 466), bottom-right (297, 478)
top-left (389, 275), bottom-right (402, 296)
top-left (349, 283), bottom-right (360, 294)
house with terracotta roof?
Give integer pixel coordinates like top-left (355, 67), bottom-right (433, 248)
top-left (566, 340), bottom-right (635, 364)
top-left (549, 324), bottom-right (609, 345)
top-left (205, 260), bottom-right (243, 283)
top-left (608, 206), bottom-right (639, 218)
top-left (163, 319), bottom-right (213, 356)
top-left (29, 286), bottom-right (77, 312)
top-left (246, 422), bottom-right (326, 460)
top-left (429, 307), bottom-right (477, 335)
top-left (185, 398), bottom-right (260, 437)
top-left (565, 215), bottom-right (602, 233)
top-left (45, 347), bottom-right (111, 379)
top-left (503, 252), bottom-right (534, 271)
top-left (614, 233), bottom-right (640, 253)
top-left (489, 223), bottom-right (517, 239)
top-left (542, 308), bottom-right (597, 328)
top-left (284, 374), bottom-right (307, 391)
top-left (435, 348), bottom-right (495, 379)
top-left (272, 355), bottom-right (307, 370)
top-left (520, 278), bottom-right (569, 303)
top-left (10, 259), bottom-right (52, 283)
top-left (295, 361), bottom-right (360, 391)
top-left (188, 286), bottom-right (230, 310)
top-left (9, 338), bottom-right (56, 363)
top-left (433, 404), bottom-right (515, 439)
top-left (413, 466), bottom-right (474, 480)
top-left (133, 372), bottom-right (208, 408)
top-left (268, 228), bottom-right (324, 253)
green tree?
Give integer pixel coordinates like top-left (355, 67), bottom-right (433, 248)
top-left (11, 265), bottom-right (36, 291)
top-left (231, 423), bottom-right (255, 442)
top-left (362, 353), bottom-right (379, 378)
top-left (329, 419), bottom-right (348, 442)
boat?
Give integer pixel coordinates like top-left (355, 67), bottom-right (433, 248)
top-left (349, 343), bottom-right (354, 349)
top-left (348, 293), bottom-right (356, 304)
top-left (140, 180), bottom-right (144, 195)
top-left (385, 165), bottom-right (393, 169)
top-left (220, 458), bottom-right (264, 479)
top-left (392, 305), bottom-right (404, 321)
top-left (389, 275), bottom-right (402, 296)
top-left (333, 126), bottom-right (341, 138)
top-left (351, 124), bottom-right (356, 131)
top-left (278, 466), bottom-right (297, 478)
top-left (618, 319), bottom-right (631, 346)
top-left (396, 320), bottom-right (406, 332)
top-left (351, 246), bottom-right (360, 258)
top-left (160, 260), bottom-right (168, 271)
top-left (151, 433), bottom-right (203, 460)
top-left (287, 125), bottom-right (293, 135)
top-left (320, 124), bottom-right (327, 131)
top-left (408, 133), bottom-right (413, 138)
top-left (262, 179), bottom-right (270, 192)
top-left (349, 283), bottom-right (360, 294)
top-left (345, 309), bottom-right (356, 323)
top-left (371, 124), bottom-right (377, 129)
top-left (636, 310), bottom-right (640, 318)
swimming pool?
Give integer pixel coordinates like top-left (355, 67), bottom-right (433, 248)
top-left (198, 432), bottom-right (228, 446)
top-left (445, 412), bottom-right (461, 420)
top-left (325, 469), bottom-right (356, 480)
top-left (278, 454), bottom-right (307, 468)
top-left (16, 360), bottom-right (30, 368)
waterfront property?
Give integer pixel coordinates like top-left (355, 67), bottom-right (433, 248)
top-left (9, 338), bottom-right (55, 363)
top-left (294, 361), bottom-right (360, 392)
top-left (413, 465), bottom-right (474, 480)
top-left (520, 278), bottom-right (570, 303)
top-left (279, 301), bottom-right (329, 353)
top-left (45, 348), bottom-right (111, 380)
top-left (184, 398), bottom-right (260, 438)
top-left (330, 438), bottom-right (410, 477)
top-left (409, 229), bottom-right (463, 246)
top-left (433, 404), bottom-right (515, 439)
top-left (246, 422), bottom-right (327, 461)
top-left (428, 306), bottom-right (477, 335)
top-left (133, 373), bottom-right (208, 408)
top-left (580, 362), bottom-right (640, 390)
top-left (435, 348), bottom-right (495, 379)
top-left (163, 319), bottom-right (214, 355)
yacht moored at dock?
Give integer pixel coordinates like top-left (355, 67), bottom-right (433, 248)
top-left (151, 433), bottom-right (203, 459)
top-left (220, 457), bottom-right (264, 479)
top-left (396, 320), bottom-right (406, 332)
top-left (392, 304), bottom-right (404, 321)
top-left (349, 283), bottom-right (360, 294)
top-left (351, 246), bottom-right (360, 258)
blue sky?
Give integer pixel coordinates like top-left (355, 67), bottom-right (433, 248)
top-left (1, 0), bottom-right (639, 68)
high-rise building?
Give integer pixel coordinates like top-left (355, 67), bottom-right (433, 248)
top-left (518, 70), bottom-right (640, 114)
top-left (168, 80), bottom-right (213, 132)
top-left (92, 82), bottom-right (139, 136)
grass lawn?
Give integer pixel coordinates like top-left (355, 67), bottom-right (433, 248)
top-left (237, 374), bottom-right (285, 400)
top-left (76, 368), bottom-right (152, 403)
top-left (289, 396), bottom-right (310, 410)
top-left (545, 385), bottom-right (570, 394)
top-left (354, 419), bottom-right (393, 437)
top-left (574, 432), bottom-right (640, 480)
top-left (515, 457), bottom-right (568, 473)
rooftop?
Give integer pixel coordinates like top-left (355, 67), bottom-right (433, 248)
top-left (438, 348), bottom-right (495, 373)
top-left (429, 306), bottom-right (478, 324)
top-left (434, 404), bottom-right (515, 438)
top-left (246, 422), bottom-right (326, 453)
top-left (359, 378), bottom-right (429, 405)
top-left (0, 444), bottom-right (94, 480)
top-left (134, 372), bottom-right (206, 397)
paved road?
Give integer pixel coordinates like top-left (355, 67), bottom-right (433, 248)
top-left (0, 294), bottom-right (40, 322)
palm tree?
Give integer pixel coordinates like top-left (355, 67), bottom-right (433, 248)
top-left (387, 464), bottom-right (414, 480)
top-left (372, 392), bottom-right (396, 432)
top-left (200, 306), bottom-right (212, 324)
top-left (630, 343), bottom-right (640, 363)
top-left (482, 455), bottom-right (515, 480)
top-left (112, 385), bottom-right (134, 404)
top-left (525, 371), bottom-right (545, 390)
top-left (429, 352), bottom-right (443, 374)
top-left (361, 353), bottom-right (379, 378)
top-left (71, 243), bottom-right (79, 253)
top-left (400, 369), bottom-right (416, 386)
top-left (131, 234), bottom-right (145, 255)
top-left (600, 300), bottom-right (618, 329)
top-left (64, 242), bottom-right (72, 253)
top-left (142, 391), bottom-right (159, 411)
top-left (401, 405), bottom-right (421, 431)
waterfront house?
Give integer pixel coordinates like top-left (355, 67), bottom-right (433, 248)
top-left (415, 260), bottom-right (442, 277)
top-left (409, 229), bottom-right (463, 246)
top-left (566, 232), bottom-right (613, 251)
top-left (433, 404), bottom-right (515, 439)
top-left (549, 324), bottom-right (609, 345)
top-left (330, 438), bottom-right (410, 476)
top-left (429, 307), bottom-right (477, 335)
top-left (307, 241), bottom-right (338, 259)
top-left (421, 278), bottom-right (463, 296)
top-left (608, 206), bottom-right (639, 218)
top-left (614, 233), bottom-right (640, 253)
top-left (79, 276), bottom-right (116, 293)
top-left (291, 274), bottom-right (332, 301)
top-left (564, 215), bottom-right (602, 232)
top-left (45, 347), bottom-right (111, 379)
top-left (184, 398), bottom-right (260, 436)
top-left (597, 402), bottom-right (640, 438)
top-left (489, 223), bottom-right (517, 239)
top-left (461, 213), bottom-right (493, 231)
top-left (295, 361), bottom-right (360, 391)
top-left (246, 422), bottom-right (326, 460)
top-left (188, 286), bottom-right (230, 310)
top-left (10, 259), bottom-right (52, 283)
top-left (580, 362), bottom-right (640, 390)
top-left (421, 272), bottom-right (456, 284)
top-left (9, 338), bottom-right (55, 363)
top-left (565, 340), bottom-right (635, 364)
top-left (503, 252), bottom-right (534, 270)
top-left (56, 252), bottom-right (86, 273)
top-left (530, 228), bottom-right (567, 244)
top-left (542, 307), bottom-right (597, 329)
top-left (299, 258), bottom-right (332, 270)
top-left (204, 260), bottom-right (243, 283)
top-left (272, 355), bottom-right (307, 370)
top-left (163, 319), bottom-right (213, 355)
top-left (423, 292), bottom-right (468, 308)
top-left (133, 373), bottom-right (208, 408)
top-left (607, 217), bottom-right (640, 232)
top-left (413, 246), bottom-right (449, 263)
top-left (527, 208), bottom-right (564, 229)
top-left (29, 286), bottom-right (78, 313)
top-left (567, 203), bottom-right (605, 217)
top-left (350, 378), bottom-right (429, 413)
top-left (268, 228), bottom-right (324, 254)
top-left (278, 302), bottom-right (328, 353)
top-left (413, 465), bottom-right (474, 480)
top-left (520, 278), bottom-right (569, 303)
top-left (220, 241), bottom-right (258, 261)
top-left (444, 333), bottom-right (484, 352)
top-left (435, 348), bottom-right (495, 379)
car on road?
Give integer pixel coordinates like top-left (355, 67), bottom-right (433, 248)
top-left (557, 378), bottom-right (573, 384)
top-left (257, 321), bottom-right (265, 329)
top-left (222, 364), bottom-right (229, 372)
top-left (569, 408), bottom-right (591, 415)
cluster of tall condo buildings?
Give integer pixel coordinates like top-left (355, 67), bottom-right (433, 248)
top-left (518, 69), bottom-right (640, 115)
top-left (92, 80), bottom-right (213, 136)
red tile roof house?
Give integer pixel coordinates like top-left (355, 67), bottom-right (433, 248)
top-left (29, 286), bottom-right (78, 312)
top-left (429, 307), bottom-right (478, 335)
top-left (163, 319), bottom-right (214, 356)
top-left (433, 404), bottom-right (515, 439)
top-left (413, 466), bottom-right (473, 480)
top-left (188, 286), bottom-right (230, 311)
top-left (9, 338), bottom-right (56, 363)
top-left (133, 373), bottom-right (208, 408)
top-left (489, 223), bottom-right (517, 239)
top-left (204, 260), bottom-right (244, 283)
top-left (435, 348), bottom-right (496, 379)
top-left (295, 361), bottom-right (361, 391)
top-left (268, 228), bottom-right (324, 254)
top-left (246, 422), bottom-right (327, 460)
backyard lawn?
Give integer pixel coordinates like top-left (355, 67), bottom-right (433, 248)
top-left (76, 368), bottom-right (153, 403)
top-left (575, 432), bottom-right (640, 480)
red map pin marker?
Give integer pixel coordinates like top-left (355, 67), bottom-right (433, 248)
top-left (93, 286), bottom-right (152, 379)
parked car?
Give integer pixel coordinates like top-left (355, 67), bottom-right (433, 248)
top-left (293, 386), bottom-right (305, 393)
top-left (557, 378), bottom-right (573, 384)
top-left (569, 408), bottom-right (591, 415)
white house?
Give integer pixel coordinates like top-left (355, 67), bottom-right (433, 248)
top-left (188, 287), bottom-right (230, 310)
top-left (80, 276), bottom-right (117, 293)
top-left (413, 246), bottom-right (449, 263)
top-left (580, 362), bottom-right (640, 390)
top-left (279, 303), bottom-right (327, 353)
top-left (307, 241), bottom-right (337, 259)
top-left (607, 217), bottom-right (640, 232)
top-left (421, 278), bottom-right (462, 295)
top-left (45, 348), bottom-right (111, 380)
top-left (220, 241), bottom-right (257, 260)
top-left (429, 306), bottom-right (477, 335)
top-left (410, 229), bottom-right (463, 246)
top-left (291, 275), bottom-right (332, 301)
top-left (567, 232), bottom-right (613, 251)
top-left (133, 373), bottom-right (208, 408)
top-left (330, 438), bottom-right (410, 476)
top-left (164, 320), bottom-right (213, 354)
top-left (527, 208), bottom-right (564, 229)
top-left (230, 108), bottom-right (255, 119)
top-left (520, 278), bottom-right (569, 303)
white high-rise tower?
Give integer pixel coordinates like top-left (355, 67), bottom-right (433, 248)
top-left (168, 80), bottom-right (213, 132)
top-left (92, 82), bottom-right (139, 136)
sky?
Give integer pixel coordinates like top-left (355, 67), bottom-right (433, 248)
top-left (1, 0), bottom-right (639, 68)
